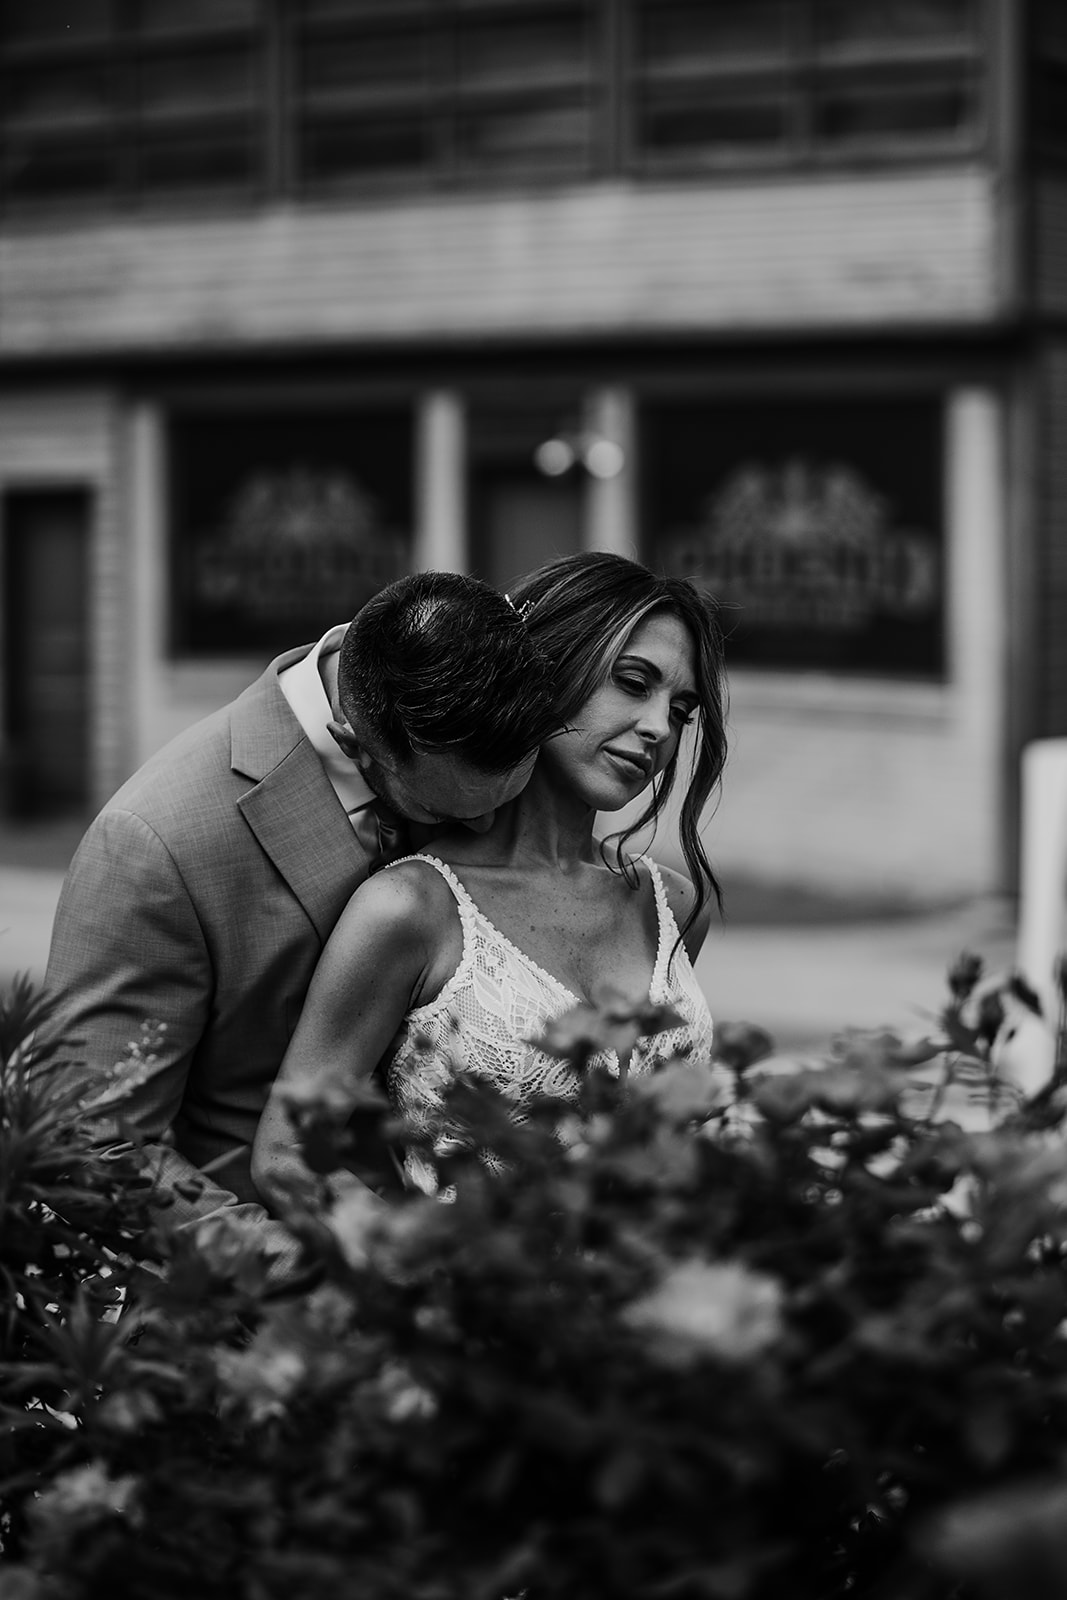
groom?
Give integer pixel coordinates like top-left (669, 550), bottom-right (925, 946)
top-left (45, 571), bottom-right (556, 1250)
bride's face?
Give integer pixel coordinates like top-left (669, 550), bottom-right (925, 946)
top-left (540, 610), bottom-right (699, 812)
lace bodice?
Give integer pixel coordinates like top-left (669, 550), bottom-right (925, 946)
top-left (381, 853), bottom-right (719, 1186)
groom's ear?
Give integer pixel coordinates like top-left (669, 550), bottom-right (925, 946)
top-left (327, 719), bottom-right (366, 766)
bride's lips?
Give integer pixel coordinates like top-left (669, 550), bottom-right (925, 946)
top-left (604, 747), bottom-right (652, 780)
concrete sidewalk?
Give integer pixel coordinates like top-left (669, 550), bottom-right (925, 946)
top-left (693, 895), bottom-right (1017, 1053)
top-left (0, 859), bottom-right (1018, 1054)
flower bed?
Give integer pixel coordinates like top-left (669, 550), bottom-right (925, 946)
top-left (3, 961), bottom-right (1067, 1599)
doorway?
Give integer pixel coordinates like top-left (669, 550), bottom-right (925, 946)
top-left (468, 398), bottom-right (585, 592)
top-left (2, 489), bottom-right (91, 816)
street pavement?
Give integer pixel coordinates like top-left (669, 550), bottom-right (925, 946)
top-left (695, 895), bottom-right (1017, 1054)
top-left (0, 854), bottom-right (1018, 1055)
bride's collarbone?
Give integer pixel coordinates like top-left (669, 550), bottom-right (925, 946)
top-left (458, 865), bottom-right (659, 1002)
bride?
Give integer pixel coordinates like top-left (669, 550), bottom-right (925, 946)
top-left (252, 552), bottom-right (729, 1207)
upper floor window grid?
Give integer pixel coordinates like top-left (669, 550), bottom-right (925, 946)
top-left (0, 0), bottom-right (990, 210)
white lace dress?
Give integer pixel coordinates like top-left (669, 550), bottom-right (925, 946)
top-left (381, 853), bottom-right (720, 1189)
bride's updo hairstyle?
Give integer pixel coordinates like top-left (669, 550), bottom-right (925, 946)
top-left (507, 551), bottom-right (729, 938)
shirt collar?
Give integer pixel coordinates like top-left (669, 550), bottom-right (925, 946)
top-left (278, 624), bottom-right (376, 814)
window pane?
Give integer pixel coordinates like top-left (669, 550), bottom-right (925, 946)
top-left (301, 28), bottom-right (427, 96)
top-left (640, 2), bottom-right (790, 73)
top-left (138, 50), bottom-right (257, 120)
top-left (816, 0), bottom-right (978, 49)
top-left (816, 72), bottom-right (975, 140)
top-left (1034, 63), bottom-right (1067, 153)
top-left (299, 116), bottom-right (429, 179)
top-left (138, 132), bottom-right (257, 188)
top-left (298, 0), bottom-right (423, 17)
top-left (4, 141), bottom-right (117, 197)
top-left (641, 95), bottom-right (787, 154)
top-left (0, 0), bottom-right (113, 45)
top-left (458, 14), bottom-right (589, 93)
top-left (4, 63), bottom-right (115, 132)
top-left (1035, 0), bottom-right (1067, 56)
top-left (133, 0), bottom-right (257, 32)
top-left (459, 103), bottom-right (591, 168)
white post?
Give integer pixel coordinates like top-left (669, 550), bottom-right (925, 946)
top-left (945, 386), bottom-right (1007, 892)
top-left (414, 390), bottom-right (467, 574)
top-left (1016, 738), bottom-right (1067, 1015)
top-left (582, 385), bottom-right (638, 559)
top-left (128, 400), bottom-right (167, 768)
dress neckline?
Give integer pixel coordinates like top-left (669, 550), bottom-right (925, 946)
top-left (403, 852), bottom-right (670, 1014)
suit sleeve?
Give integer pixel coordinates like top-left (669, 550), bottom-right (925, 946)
top-left (44, 807), bottom-right (271, 1234)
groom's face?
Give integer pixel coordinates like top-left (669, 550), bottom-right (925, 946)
top-left (366, 747), bottom-right (537, 831)
top-left (331, 718), bottom-right (536, 831)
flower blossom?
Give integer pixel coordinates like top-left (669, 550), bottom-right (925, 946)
top-left (30, 1461), bottom-right (140, 1545)
top-left (623, 1258), bottom-right (784, 1368)
top-left (327, 1182), bottom-right (387, 1270)
top-left (374, 1359), bottom-right (438, 1423)
top-left (215, 1330), bottom-right (309, 1424)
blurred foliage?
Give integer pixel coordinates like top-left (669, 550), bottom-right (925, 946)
top-left (4, 959), bottom-right (1067, 1599)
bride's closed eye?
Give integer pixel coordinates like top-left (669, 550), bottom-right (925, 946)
top-left (614, 671), bottom-right (696, 729)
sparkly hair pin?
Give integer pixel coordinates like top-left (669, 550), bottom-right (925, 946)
top-left (504, 593), bottom-right (534, 622)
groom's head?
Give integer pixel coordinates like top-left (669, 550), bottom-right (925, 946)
top-left (329, 571), bottom-right (556, 828)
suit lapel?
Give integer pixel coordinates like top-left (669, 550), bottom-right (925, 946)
top-left (232, 650), bottom-right (368, 944)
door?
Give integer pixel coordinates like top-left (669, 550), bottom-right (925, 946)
top-left (2, 489), bottom-right (91, 816)
top-left (472, 469), bottom-right (583, 594)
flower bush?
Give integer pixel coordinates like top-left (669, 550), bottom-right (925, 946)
top-left (3, 957), bottom-right (1067, 1598)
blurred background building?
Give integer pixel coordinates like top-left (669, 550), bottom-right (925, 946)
top-left (0, 0), bottom-right (1064, 907)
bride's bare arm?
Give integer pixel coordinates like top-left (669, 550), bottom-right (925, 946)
top-left (251, 868), bottom-right (437, 1213)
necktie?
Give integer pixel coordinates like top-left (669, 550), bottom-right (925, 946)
top-left (349, 800), bottom-right (408, 873)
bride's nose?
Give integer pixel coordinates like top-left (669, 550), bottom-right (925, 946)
top-left (636, 694), bottom-right (672, 746)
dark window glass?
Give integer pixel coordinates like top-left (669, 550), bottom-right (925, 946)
top-left (138, 134), bottom-right (257, 189)
top-left (4, 62), bottom-right (116, 133)
top-left (632, 0), bottom-right (983, 169)
top-left (816, 76), bottom-right (976, 141)
top-left (137, 50), bottom-right (257, 120)
top-left (299, 115), bottom-right (429, 179)
top-left (300, 28), bottom-right (428, 96)
top-left (0, 0), bottom-right (113, 44)
top-left (170, 410), bottom-right (414, 657)
top-left (816, 0), bottom-right (978, 49)
top-left (3, 141), bottom-right (118, 198)
top-left (1033, 62), bottom-right (1067, 156)
top-left (459, 103), bottom-right (590, 168)
top-left (1036, 0), bottom-right (1067, 56)
top-left (641, 97), bottom-right (788, 155)
top-left (644, 397), bottom-right (945, 681)
top-left (133, 0), bottom-right (258, 32)
top-left (458, 14), bottom-right (589, 92)
top-left (298, 0), bottom-right (409, 17)
top-left (640, 2), bottom-right (790, 74)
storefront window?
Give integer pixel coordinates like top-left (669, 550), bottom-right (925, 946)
top-left (644, 397), bottom-right (945, 680)
top-left (169, 410), bottom-right (413, 657)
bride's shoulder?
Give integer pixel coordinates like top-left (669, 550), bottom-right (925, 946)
top-left (372, 854), bottom-right (461, 911)
top-left (331, 855), bottom-right (459, 944)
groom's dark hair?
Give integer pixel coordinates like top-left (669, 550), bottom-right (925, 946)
top-left (338, 571), bottom-right (557, 773)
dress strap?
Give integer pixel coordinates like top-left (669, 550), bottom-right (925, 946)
top-left (638, 855), bottom-right (685, 991)
top-left (378, 854), bottom-right (477, 1019)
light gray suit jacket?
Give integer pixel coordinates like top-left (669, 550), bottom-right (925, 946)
top-left (44, 646), bottom-right (373, 1229)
